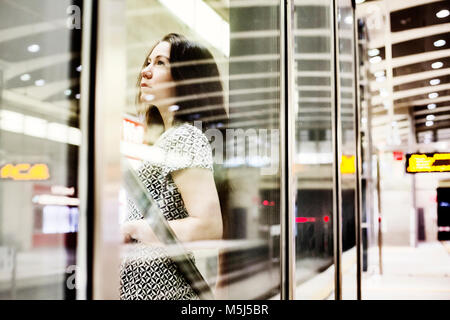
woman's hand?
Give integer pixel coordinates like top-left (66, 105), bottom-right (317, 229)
top-left (120, 220), bottom-right (159, 244)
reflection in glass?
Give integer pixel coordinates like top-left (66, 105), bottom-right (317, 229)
top-left (337, 0), bottom-right (357, 300)
top-left (293, 3), bottom-right (335, 300)
top-left (121, 0), bottom-right (281, 300)
top-left (0, 0), bottom-right (82, 299)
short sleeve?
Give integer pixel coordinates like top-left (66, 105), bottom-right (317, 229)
top-left (159, 124), bottom-right (213, 174)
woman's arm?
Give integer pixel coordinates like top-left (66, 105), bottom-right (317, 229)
top-left (121, 167), bottom-right (223, 244)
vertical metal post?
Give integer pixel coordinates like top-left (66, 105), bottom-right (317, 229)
top-left (91, 0), bottom-right (125, 299)
top-left (280, 0), bottom-right (295, 300)
top-left (376, 157), bottom-right (383, 274)
top-left (332, 0), bottom-right (343, 300)
top-left (352, 1), bottom-right (363, 300)
top-left (77, 0), bottom-right (96, 300)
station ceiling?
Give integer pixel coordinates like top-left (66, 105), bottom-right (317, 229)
top-left (357, 0), bottom-right (450, 150)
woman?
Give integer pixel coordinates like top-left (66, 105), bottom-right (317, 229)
top-left (120, 33), bottom-right (227, 300)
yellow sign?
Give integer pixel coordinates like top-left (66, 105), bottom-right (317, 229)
top-left (0, 163), bottom-right (50, 181)
top-left (406, 153), bottom-right (450, 173)
top-left (341, 155), bottom-right (356, 174)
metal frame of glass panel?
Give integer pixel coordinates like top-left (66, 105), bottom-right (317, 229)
top-left (280, 0), bottom-right (296, 300)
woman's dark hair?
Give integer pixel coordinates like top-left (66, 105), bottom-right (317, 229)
top-left (137, 33), bottom-right (228, 130)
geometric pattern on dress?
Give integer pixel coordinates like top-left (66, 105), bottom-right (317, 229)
top-left (120, 123), bottom-right (213, 300)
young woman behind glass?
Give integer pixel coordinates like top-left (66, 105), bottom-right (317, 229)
top-left (120, 33), bottom-right (227, 300)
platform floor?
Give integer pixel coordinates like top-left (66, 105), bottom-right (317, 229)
top-left (360, 241), bottom-right (450, 300)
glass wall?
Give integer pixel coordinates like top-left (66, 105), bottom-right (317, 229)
top-left (293, 1), bottom-right (336, 300)
top-left (118, 0), bottom-right (281, 300)
top-left (0, 0), bottom-right (82, 299)
top-left (0, 0), bottom-right (361, 300)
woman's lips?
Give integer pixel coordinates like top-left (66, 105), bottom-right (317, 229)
top-left (140, 83), bottom-right (150, 88)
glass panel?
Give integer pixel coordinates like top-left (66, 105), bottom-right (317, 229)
top-left (119, 0), bottom-right (281, 300)
top-left (0, 0), bottom-right (83, 299)
top-left (337, 0), bottom-right (357, 300)
top-left (293, 2), bottom-right (335, 300)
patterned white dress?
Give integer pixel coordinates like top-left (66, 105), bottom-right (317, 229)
top-left (120, 123), bottom-right (213, 300)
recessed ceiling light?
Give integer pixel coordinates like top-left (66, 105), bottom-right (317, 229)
top-left (370, 56), bottom-right (382, 64)
top-left (374, 70), bottom-right (385, 77)
top-left (27, 44), bottom-right (40, 53)
top-left (426, 120), bottom-right (434, 127)
top-left (345, 16), bottom-right (353, 25)
top-left (430, 79), bottom-right (441, 85)
top-left (426, 114), bottom-right (435, 121)
top-left (428, 92), bottom-right (439, 99)
top-left (75, 93), bottom-right (81, 100)
top-left (355, 0), bottom-right (366, 4)
top-left (20, 74), bottom-right (31, 81)
top-left (433, 39), bottom-right (446, 47)
top-left (436, 9), bottom-right (450, 18)
top-left (76, 65), bottom-right (82, 72)
top-left (432, 61), bottom-right (444, 69)
top-left (368, 49), bottom-right (380, 57)
top-left (64, 89), bottom-right (72, 96)
top-left (34, 79), bottom-right (45, 86)
top-left (427, 103), bottom-right (436, 109)
top-left (380, 88), bottom-right (389, 97)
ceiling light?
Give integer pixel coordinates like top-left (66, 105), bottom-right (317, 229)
top-left (376, 76), bottom-right (386, 82)
top-left (75, 93), bottom-right (81, 100)
top-left (427, 103), bottom-right (436, 109)
top-left (369, 56), bottom-right (382, 64)
top-left (76, 65), bottom-right (82, 72)
top-left (436, 9), bottom-right (450, 18)
top-left (428, 92), bottom-right (439, 99)
top-left (64, 89), bottom-right (72, 96)
top-left (430, 79), bottom-right (441, 85)
top-left (20, 74), bottom-right (31, 81)
top-left (426, 120), bottom-right (434, 127)
top-left (344, 16), bottom-right (353, 25)
top-left (426, 115), bottom-right (435, 121)
top-left (432, 61), bottom-right (444, 69)
top-left (27, 44), bottom-right (40, 53)
top-left (368, 48), bottom-right (380, 57)
top-left (355, 0), bottom-right (366, 4)
top-left (374, 70), bottom-right (385, 77)
top-left (169, 105), bottom-right (180, 112)
top-left (433, 39), bottom-right (446, 47)
top-left (34, 79), bottom-right (45, 86)
top-left (379, 88), bottom-right (389, 97)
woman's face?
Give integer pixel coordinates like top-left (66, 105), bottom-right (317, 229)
top-left (139, 41), bottom-right (175, 108)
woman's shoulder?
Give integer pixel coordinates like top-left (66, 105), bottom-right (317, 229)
top-left (161, 123), bottom-right (209, 147)
top-left (160, 123), bottom-right (213, 172)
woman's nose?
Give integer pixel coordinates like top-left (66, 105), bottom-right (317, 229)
top-left (141, 65), bottom-right (152, 79)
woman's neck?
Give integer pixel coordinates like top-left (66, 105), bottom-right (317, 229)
top-left (157, 105), bottom-right (174, 131)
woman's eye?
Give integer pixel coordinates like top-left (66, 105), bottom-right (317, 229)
top-left (157, 60), bottom-right (165, 66)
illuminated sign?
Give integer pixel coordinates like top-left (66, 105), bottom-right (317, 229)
top-left (341, 155), bottom-right (356, 174)
top-left (122, 116), bottom-right (144, 145)
top-left (393, 151), bottom-right (403, 161)
top-left (1, 163), bottom-right (50, 181)
top-left (406, 153), bottom-right (450, 173)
